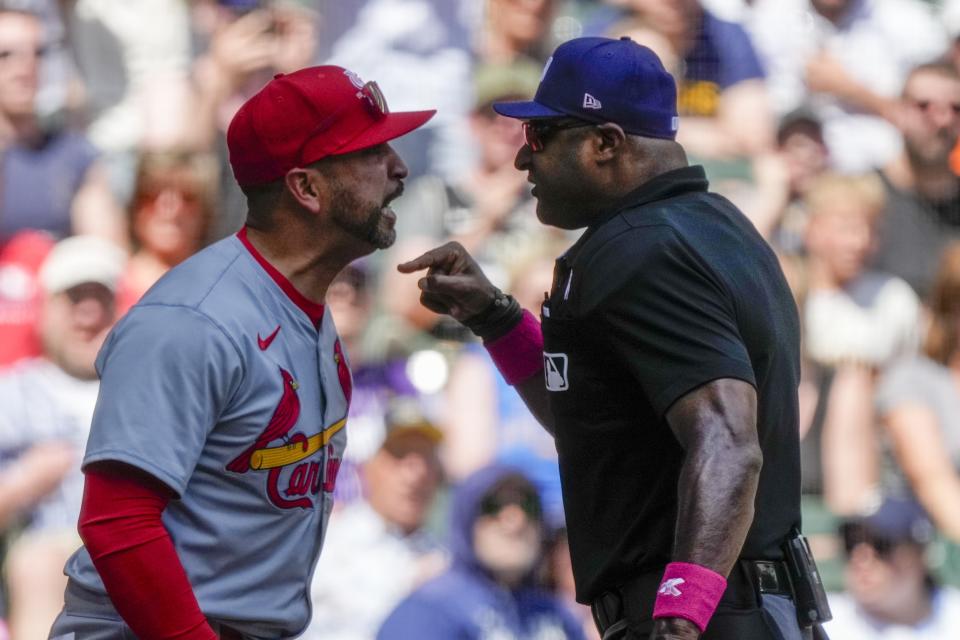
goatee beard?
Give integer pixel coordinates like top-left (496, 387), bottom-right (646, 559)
top-left (362, 208), bottom-right (396, 249)
top-left (330, 186), bottom-right (396, 250)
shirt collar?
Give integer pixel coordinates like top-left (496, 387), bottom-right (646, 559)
top-left (237, 227), bottom-right (325, 329)
top-left (562, 165), bottom-right (710, 264)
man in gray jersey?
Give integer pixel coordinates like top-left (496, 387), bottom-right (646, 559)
top-left (48, 67), bottom-right (434, 639)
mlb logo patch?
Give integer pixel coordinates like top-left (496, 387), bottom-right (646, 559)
top-left (544, 352), bottom-right (569, 391)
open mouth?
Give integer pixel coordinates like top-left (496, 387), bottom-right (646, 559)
top-left (384, 183), bottom-right (405, 207)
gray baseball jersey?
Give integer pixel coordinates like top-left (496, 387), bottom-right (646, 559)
top-left (62, 229), bottom-right (351, 637)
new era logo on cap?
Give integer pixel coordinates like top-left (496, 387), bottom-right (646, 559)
top-left (492, 37), bottom-right (679, 140)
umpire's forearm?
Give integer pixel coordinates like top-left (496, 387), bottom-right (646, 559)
top-left (671, 436), bottom-right (763, 575)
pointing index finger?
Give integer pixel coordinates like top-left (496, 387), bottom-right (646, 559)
top-left (397, 252), bottom-right (436, 274)
top-left (397, 244), bottom-right (458, 274)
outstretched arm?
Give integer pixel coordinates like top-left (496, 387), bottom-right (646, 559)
top-left (651, 378), bottom-right (762, 640)
top-left (398, 242), bottom-right (554, 433)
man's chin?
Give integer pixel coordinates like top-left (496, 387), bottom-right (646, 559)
top-left (535, 201), bottom-right (576, 230)
top-left (373, 230), bottom-right (397, 250)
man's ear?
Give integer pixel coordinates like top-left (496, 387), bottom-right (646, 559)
top-left (592, 123), bottom-right (626, 163)
top-left (284, 167), bottom-right (324, 214)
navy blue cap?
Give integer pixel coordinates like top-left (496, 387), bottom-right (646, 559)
top-left (844, 497), bottom-right (935, 545)
top-left (493, 36), bottom-right (679, 140)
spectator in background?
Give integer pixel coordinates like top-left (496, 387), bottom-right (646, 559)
top-left (749, 0), bottom-right (947, 174)
top-left (600, 0), bottom-right (774, 159)
top-left (325, 0), bottom-right (473, 183)
top-left (0, 230), bottom-right (53, 368)
top-left (541, 527), bottom-right (601, 640)
top-left (392, 60), bottom-right (561, 270)
top-left (0, 4), bottom-right (123, 245)
top-left (876, 242), bottom-right (960, 544)
top-left (946, 0), bottom-right (960, 83)
top-left (0, 235), bottom-right (124, 640)
top-left (189, 0), bottom-right (319, 148)
top-left (115, 150), bottom-right (218, 314)
top-left (67, 0), bottom-right (194, 202)
top-left (377, 60), bottom-right (562, 362)
top-left (477, 0), bottom-right (558, 65)
top-left (826, 497), bottom-right (960, 639)
top-left (943, 0), bottom-right (960, 176)
top-left (748, 109), bottom-right (830, 250)
top-left (802, 173), bottom-right (920, 515)
top-left (441, 241), bottom-right (564, 509)
top-left (873, 62), bottom-right (960, 299)
top-left (305, 400), bottom-right (446, 640)
top-left (190, 0), bottom-right (319, 235)
top-left (325, 262), bottom-right (425, 506)
top-left (803, 173), bottom-right (920, 366)
top-left (378, 465), bottom-right (585, 640)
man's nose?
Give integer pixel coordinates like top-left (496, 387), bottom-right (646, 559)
top-left (514, 144), bottom-right (532, 171)
top-left (495, 503), bottom-right (534, 532)
top-left (387, 144), bottom-right (409, 180)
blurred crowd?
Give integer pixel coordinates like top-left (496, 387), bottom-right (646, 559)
top-left (0, 0), bottom-right (957, 638)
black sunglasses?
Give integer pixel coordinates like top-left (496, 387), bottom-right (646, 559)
top-left (522, 118), bottom-right (595, 152)
top-left (479, 488), bottom-right (542, 520)
top-left (840, 523), bottom-right (900, 558)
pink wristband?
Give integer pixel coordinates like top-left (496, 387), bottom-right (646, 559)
top-left (484, 310), bottom-right (544, 385)
top-left (652, 562), bottom-right (728, 633)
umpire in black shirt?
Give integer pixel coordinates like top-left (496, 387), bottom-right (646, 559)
top-left (399, 37), bottom-right (827, 640)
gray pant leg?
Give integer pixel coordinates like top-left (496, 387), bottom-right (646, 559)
top-left (48, 611), bottom-right (133, 640)
top-left (48, 581), bottom-right (133, 640)
top-left (762, 595), bottom-right (815, 640)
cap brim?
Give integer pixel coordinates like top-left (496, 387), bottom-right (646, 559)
top-left (333, 109), bottom-right (436, 156)
top-left (384, 423), bottom-right (443, 445)
top-left (492, 100), bottom-right (565, 120)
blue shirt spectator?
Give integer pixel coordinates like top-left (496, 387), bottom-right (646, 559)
top-left (378, 464), bottom-right (585, 640)
top-left (680, 11), bottom-right (765, 117)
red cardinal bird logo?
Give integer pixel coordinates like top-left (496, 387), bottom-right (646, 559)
top-left (227, 367), bottom-right (300, 474)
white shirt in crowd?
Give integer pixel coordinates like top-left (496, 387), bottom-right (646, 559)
top-left (304, 500), bottom-right (448, 640)
top-left (0, 358), bottom-right (99, 533)
top-left (826, 588), bottom-right (960, 640)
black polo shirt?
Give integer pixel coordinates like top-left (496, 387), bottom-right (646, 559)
top-left (541, 165), bottom-right (802, 604)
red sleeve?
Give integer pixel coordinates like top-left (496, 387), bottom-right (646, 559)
top-left (78, 467), bottom-right (217, 640)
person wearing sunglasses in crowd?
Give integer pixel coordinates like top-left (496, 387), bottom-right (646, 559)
top-left (825, 497), bottom-right (960, 639)
top-left (48, 67), bottom-right (434, 639)
top-left (378, 464), bottom-right (585, 640)
top-left (399, 37), bottom-right (827, 639)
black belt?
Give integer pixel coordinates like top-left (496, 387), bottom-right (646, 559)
top-left (591, 559), bottom-right (793, 636)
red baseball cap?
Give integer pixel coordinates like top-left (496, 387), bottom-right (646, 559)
top-left (227, 66), bottom-right (436, 188)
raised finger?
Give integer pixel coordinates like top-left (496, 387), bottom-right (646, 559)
top-left (397, 245), bottom-right (458, 274)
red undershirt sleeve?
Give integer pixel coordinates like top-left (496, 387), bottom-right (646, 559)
top-left (78, 467), bottom-right (217, 640)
